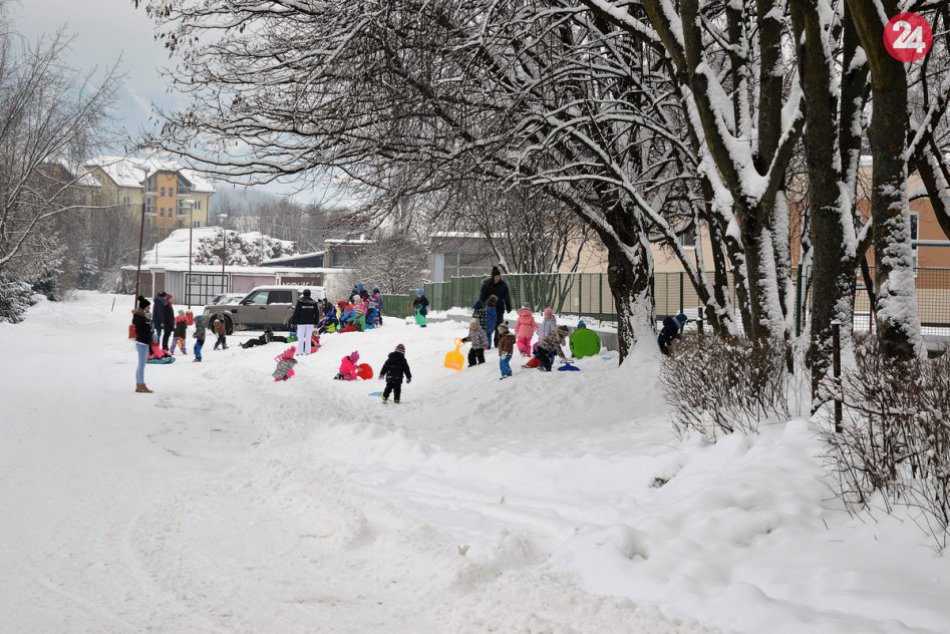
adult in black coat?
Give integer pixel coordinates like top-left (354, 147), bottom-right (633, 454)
top-left (152, 292), bottom-right (170, 347)
top-left (160, 293), bottom-right (176, 351)
top-left (290, 290), bottom-right (319, 326)
top-left (378, 344), bottom-right (412, 404)
top-left (479, 266), bottom-right (512, 320)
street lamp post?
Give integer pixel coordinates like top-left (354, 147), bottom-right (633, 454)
top-left (218, 213), bottom-right (229, 294)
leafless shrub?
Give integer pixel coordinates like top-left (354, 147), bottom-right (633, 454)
top-left (826, 337), bottom-right (950, 549)
top-left (659, 333), bottom-right (790, 442)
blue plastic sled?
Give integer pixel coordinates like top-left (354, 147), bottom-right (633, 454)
top-left (147, 356), bottom-right (176, 365)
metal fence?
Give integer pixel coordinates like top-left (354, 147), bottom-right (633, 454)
top-left (379, 267), bottom-right (950, 336)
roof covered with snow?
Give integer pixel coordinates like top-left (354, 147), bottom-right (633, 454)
top-left (87, 156), bottom-right (216, 193)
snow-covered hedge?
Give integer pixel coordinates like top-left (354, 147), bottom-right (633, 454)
top-left (828, 338), bottom-right (950, 548)
top-left (659, 334), bottom-right (790, 442)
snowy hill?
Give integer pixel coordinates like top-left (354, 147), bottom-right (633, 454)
top-left (0, 293), bottom-right (947, 632)
top-left (143, 228), bottom-right (297, 266)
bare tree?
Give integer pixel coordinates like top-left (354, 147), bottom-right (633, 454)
top-left (349, 234), bottom-right (428, 294)
top-left (0, 18), bottom-right (118, 284)
top-left (134, 0), bottom-right (743, 358)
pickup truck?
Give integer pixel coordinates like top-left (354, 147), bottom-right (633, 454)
top-left (203, 286), bottom-right (326, 334)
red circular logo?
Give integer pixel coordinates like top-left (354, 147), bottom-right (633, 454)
top-left (884, 13), bottom-right (933, 63)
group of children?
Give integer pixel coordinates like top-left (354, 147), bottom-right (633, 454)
top-left (149, 292), bottom-right (228, 364)
top-left (463, 299), bottom-right (571, 378)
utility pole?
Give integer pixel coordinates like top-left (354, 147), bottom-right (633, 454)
top-left (219, 213), bottom-right (229, 294)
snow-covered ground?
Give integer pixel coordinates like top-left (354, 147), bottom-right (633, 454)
top-left (1, 292), bottom-right (947, 633)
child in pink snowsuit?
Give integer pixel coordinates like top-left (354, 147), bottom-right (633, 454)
top-left (515, 304), bottom-right (538, 356)
top-left (335, 350), bottom-right (360, 381)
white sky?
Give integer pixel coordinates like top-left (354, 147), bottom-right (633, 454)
top-left (12, 0), bottom-right (350, 206)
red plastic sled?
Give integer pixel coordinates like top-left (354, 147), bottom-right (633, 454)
top-left (357, 363), bottom-right (374, 380)
top-left (185, 310), bottom-right (195, 326)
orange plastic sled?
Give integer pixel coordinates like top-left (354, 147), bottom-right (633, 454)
top-left (444, 338), bottom-right (465, 372)
top-left (357, 363), bottom-right (374, 380)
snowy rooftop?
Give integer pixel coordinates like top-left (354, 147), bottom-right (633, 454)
top-left (123, 263), bottom-right (342, 275)
top-left (430, 231), bottom-right (505, 239)
top-left (87, 156), bottom-right (216, 193)
top-left (324, 237), bottom-right (375, 245)
top-left (262, 251), bottom-right (326, 264)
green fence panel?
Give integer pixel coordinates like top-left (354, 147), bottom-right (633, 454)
top-left (380, 294), bottom-right (415, 319)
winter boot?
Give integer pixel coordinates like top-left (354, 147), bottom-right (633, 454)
top-left (135, 384), bottom-right (153, 393)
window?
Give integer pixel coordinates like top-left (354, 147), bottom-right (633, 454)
top-left (681, 224), bottom-right (697, 249)
top-left (245, 290), bottom-right (269, 305)
top-left (160, 186), bottom-right (166, 197)
top-left (193, 220), bottom-right (201, 228)
top-left (185, 273), bottom-right (229, 306)
top-left (910, 213), bottom-right (919, 245)
top-left (912, 251), bottom-right (919, 278)
top-left (331, 250), bottom-right (350, 267)
top-left (267, 290), bottom-right (293, 305)
top-left (122, 195), bottom-right (131, 205)
top-left (196, 200), bottom-right (202, 210)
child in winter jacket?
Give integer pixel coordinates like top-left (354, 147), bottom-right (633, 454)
top-left (461, 320), bottom-right (489, 367)
top-left (484, 295), bottom-right (498, 349)
top-left (496, 323), bottom-right (517, 379)
top-left (352, 296), bottom-right (368, 330)
top-left (213, 318), bottom-right (228, 350)
top-left (538, 307), bottom-right (558, 342)
top-left (378, 343), bottom-right (412, 403)
top-left (173, 310), bottom-right (188, 355)
top-left (192, 314), bottom-right (206, 362)
top-left (335, 351), bottom-right (360, 381)
top-left (273, 347), bottom-right (298, 381)
top-left (534, 324), bottom-right (570, 371)
top-left (515, 303), bottom-right (538, 356)
top-left (472, 300), bottom-right (488, 332)
top-left (371, 288), bottom-right (384, 326)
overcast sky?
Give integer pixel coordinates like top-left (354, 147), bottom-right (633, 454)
top-left (12, 0), bottom-right (348, 206)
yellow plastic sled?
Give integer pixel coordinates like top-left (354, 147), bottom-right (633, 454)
top-left (444, 338), bottom-right (465, 372)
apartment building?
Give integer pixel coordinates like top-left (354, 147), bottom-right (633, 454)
top-left (86, 157), bottom-right (215, 233)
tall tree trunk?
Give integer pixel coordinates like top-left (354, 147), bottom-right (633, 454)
top-left (792, 0), bottom-right (866, 391)
top-left (847, 0), bottom-right (923, 361)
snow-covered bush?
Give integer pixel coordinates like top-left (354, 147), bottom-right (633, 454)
top-left (828, 339), bottom-right (950, 548)
top-left (0, 275), bottom-right (36, 324)
top-left (659, 334), bottom-right (790, 442)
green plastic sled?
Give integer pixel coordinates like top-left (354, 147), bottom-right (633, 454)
top-left (569, 327), bottom-right (600, 359)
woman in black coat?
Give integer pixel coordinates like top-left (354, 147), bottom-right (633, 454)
top-left (479, 266), bottom-right (512, 320)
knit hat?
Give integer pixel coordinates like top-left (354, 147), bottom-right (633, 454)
top-left (577, 320), bottom-right (587, 329)
top-left (491, 266), bottom-right (501, 277)
top-left (675, 313), bottom-right (688, 326)
top-left (416, 288), bottom-right (424, 295)
top-left (497, 323), bottom-right (509, 334)
top-left (350, 351), bottom-right (360, 362)
top-left (137, 295), bottom-right (150, 309)
top-left (373, 288), bottom-right (380, 293)
top-left (521, 302), bottom-right (529, 309)
top-left (395, 343), bottom-right (406, 354)
top-left (543, 307), bottom-right (554, 316)
top-left (303, 289), bottom-right (311, 297)
top-left (470, 320), bottom-right (479, 328)
top-left (557, 325), bottom-right (570, 336)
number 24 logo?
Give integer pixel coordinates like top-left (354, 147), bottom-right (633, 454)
top-left (884, 13), bottom-right (933, 63)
